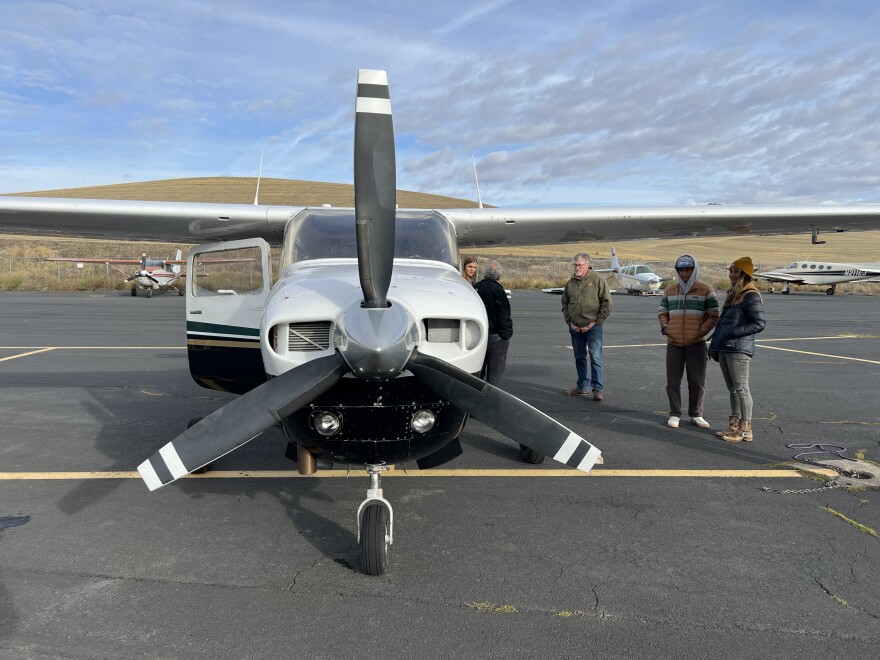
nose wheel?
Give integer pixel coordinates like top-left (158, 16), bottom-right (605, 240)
top-left (357, 464), bottom-right (393, 575)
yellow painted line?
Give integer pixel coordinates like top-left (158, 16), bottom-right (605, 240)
top-left (756, 344), bottom-right (880, 365)
top-left (0, 347), bottom-right (58, 362)
top-left (0, 468), bottom-right (837, 480)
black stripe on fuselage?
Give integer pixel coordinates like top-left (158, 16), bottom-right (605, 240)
top-left (357, 83), bottom-right (390, 99)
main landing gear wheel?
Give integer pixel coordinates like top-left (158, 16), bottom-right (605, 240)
top-left (826, 287), bottom-right (835, 295)
top-left (519, 443), bottom-right (546, 464)
top-left (782, 288), bottom-right (790, 295)
top-left (186, 417), bottom-right (213, 474)
top-left (768, 285), bottom-right (774, 293)
top-left (131, 287), bottom-right (137, 297)
top-left (357, 464), bottom-right (393, 576)
top-left (178, 287), bottom-right (184, 296)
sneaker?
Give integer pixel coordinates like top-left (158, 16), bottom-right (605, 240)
top-left (565, 388), bottom-right (590, 397)
top-left (691, 416), bottom-right (710, 429)
top-left (592, 389), bottom-right (604, 401)
top-left (667, 416), bottom-right (680, 428)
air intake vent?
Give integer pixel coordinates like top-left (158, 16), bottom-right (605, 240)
top-left (288, 322), bottom-right (332, 352)
top-left (425, 318), bottom-right (460, 343)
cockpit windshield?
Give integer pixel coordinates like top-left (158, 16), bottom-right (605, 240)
top-left (281, 208), bottom-right (457, 268)
top-left (635, 265), bottom-right (652, 274)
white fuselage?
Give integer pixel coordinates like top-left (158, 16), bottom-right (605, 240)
top-left (261, 258), bottom-right (488, 377)
top-left (616, 265), bottom-right (663, 294)
top-left (757, 260), bottom-right (880, 286)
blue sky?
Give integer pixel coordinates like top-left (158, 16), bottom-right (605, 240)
top-left (2, 0), bottom-right (879, 206)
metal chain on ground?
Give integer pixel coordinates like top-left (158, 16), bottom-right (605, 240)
top-left (762, 444), bottom-right (858, 495)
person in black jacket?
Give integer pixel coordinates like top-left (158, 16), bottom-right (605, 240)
top-left (708, 256), bottom-right (766, 442)
top-left (474, 260), bottom-right (513, 385)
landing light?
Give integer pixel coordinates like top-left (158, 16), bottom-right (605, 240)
top-left (410, 409), bottom-right (436, 434)
top-left (314, 412), bottom-right (342, 436)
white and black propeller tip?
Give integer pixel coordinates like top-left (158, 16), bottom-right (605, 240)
top-left (356, 69), bottom-right (391, 115)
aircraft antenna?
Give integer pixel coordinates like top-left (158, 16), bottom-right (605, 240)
top-left (472, 155), bottom-right (483, 208)
top-left (253, 151), bottom-right (264, 205)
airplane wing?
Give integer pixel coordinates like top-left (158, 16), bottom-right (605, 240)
top-left (0, 197), bottom-right (294, 244)
top-left (3, 196), bottom-right (880, 247)
top-left (440, 205), bottom-right (880, 246)
top-left (45, 257), bottom-right (143, 264)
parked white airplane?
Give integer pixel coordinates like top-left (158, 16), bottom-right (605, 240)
top-left (3, 70), bottom-right (880, 574)
top-left (756, 259), bottom-right (880, 295)
top-left (47, 251), bottom-right (185, 297)
top-left (604, 247), bottom-right (670, 295)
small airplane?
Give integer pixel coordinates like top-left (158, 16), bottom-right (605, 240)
top-left (756, 258), bottom-right (880, 295)
top-left (602, 247), bottom-right (670, 295)
top-left (47, 251), bottom-right (186, 297)
top-left (5, 70), bottom-right (880, 575)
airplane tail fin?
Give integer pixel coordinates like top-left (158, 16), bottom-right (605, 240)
top-left (172, 249), bottom-right (182, 274)
top-left (610, 246), bottom-right (621, 272)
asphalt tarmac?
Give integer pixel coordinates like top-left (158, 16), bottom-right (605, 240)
top-left (1, 290), bottom-right (878, 659)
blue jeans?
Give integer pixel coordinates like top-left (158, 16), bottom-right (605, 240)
top-left (569, 324), bottom-right (604, 391)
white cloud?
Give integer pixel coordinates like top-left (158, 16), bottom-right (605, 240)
top-left (0, 0), bottom-right (878, 206)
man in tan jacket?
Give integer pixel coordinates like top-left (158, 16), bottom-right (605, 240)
top-left (658, 255), bottom-right (719, 429)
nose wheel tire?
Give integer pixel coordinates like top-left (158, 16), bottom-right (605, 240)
top-left (519, 443), bottom-right (546, 464)
top-left (360, 503), bottom-right (391, 576)
top-left (146, 288), bottom-right (153, 298)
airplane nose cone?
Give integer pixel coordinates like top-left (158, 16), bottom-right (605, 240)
top-left (335, 302), bottom-right (418, 380)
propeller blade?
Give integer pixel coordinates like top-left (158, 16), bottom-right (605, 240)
top-left (137, 353), bottom-right (348, 490)
top-left (408, 353), bottom-right (601, 472)
top-left (354, 68), bottom-right (396, 309)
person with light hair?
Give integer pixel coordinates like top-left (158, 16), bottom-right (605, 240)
top-left (474, 260), bottom-right (512, 385)
top-left (561, 252), bottom-right (612, 401)
top-left (461, 255), bottom-right (478, 286)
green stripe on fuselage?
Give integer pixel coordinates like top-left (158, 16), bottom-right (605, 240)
top-left (186, 321), bottom-right (260, 337)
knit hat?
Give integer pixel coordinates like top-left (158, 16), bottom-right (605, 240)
top-left (731, 256), bottom-right (754, 277)
top-left (674, 255), bottom-right (695, 269)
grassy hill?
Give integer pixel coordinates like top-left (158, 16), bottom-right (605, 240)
top-left (7, 176), bottom-right (484, 209)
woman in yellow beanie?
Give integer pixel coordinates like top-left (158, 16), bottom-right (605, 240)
top-left (708, 257), bottom-right (766, 442)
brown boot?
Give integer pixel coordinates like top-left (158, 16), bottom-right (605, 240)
top-left (740, 420), bottom-right (753, 442)
top-left (716, 416), bottom-right (740, 438)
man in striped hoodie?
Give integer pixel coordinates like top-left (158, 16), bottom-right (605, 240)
top-left (658, 255), bottom-right (720, 429)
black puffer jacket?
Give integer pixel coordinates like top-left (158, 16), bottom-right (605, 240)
top-left (474, 278), bottom-right (513, 340)
top-left (709, 289), bottom-right (766, 357)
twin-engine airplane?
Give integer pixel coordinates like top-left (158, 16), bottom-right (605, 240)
top-left (756, 258), bottom-right (880, 295)
top-left (602, 247), bottom-right (670, 295)
top-left (4, 70), bottom-right (880, 574)
top-left (47, 251), bottom-right (185, 297)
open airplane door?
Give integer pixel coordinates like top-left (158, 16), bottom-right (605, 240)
top-left (185, 238), bottom-right (271, 394)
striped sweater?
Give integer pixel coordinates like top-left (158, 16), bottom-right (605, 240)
top-left (658, 281), bottom-right (720, 347)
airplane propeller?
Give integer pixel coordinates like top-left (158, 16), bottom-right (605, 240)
top-left (138, 69), bottom-right (599, 494)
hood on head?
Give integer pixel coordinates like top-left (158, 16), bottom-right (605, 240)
top-left (675, 254), bottom-right (700, 293)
